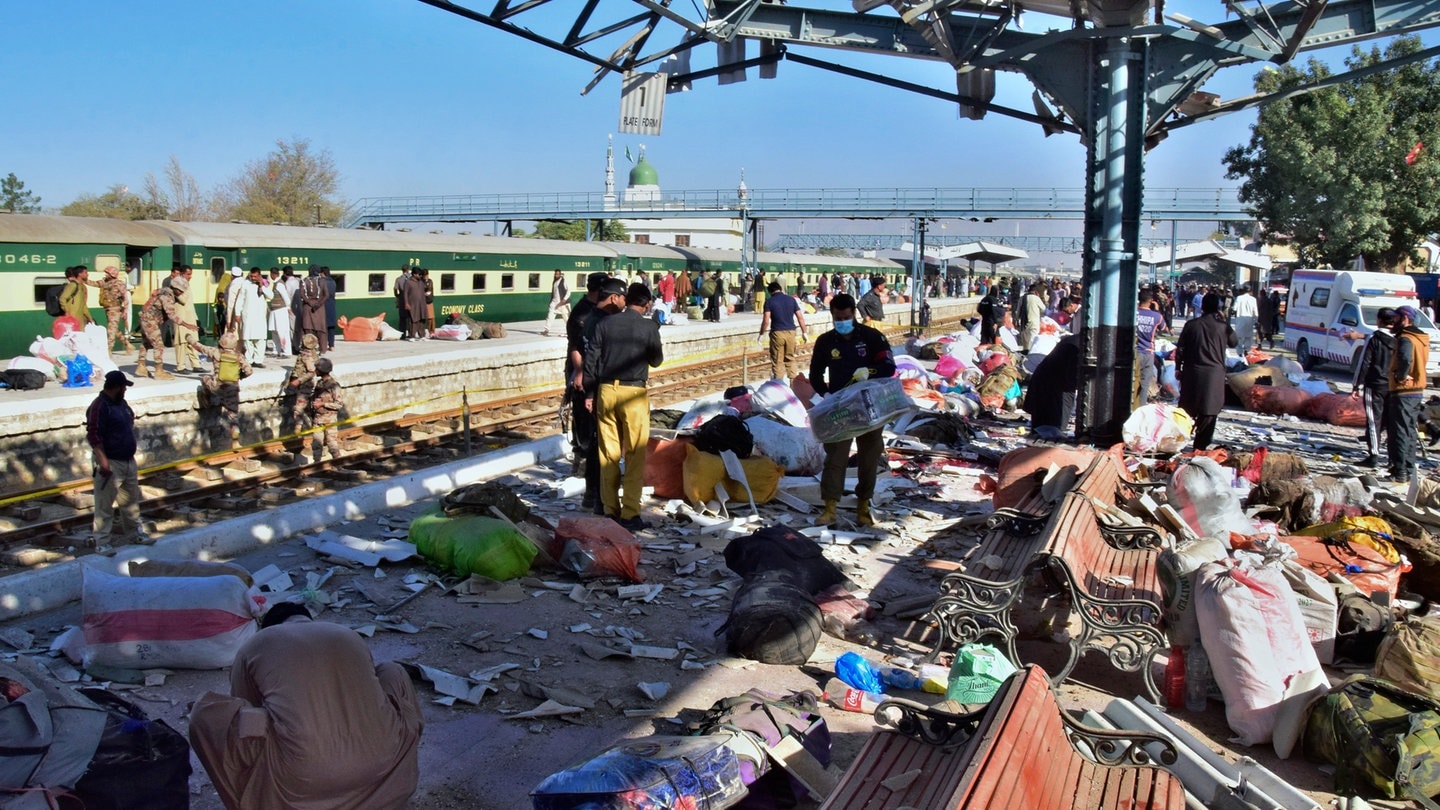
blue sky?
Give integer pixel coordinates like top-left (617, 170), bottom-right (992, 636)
top-left (4, 0), bottom-right (1432, 246)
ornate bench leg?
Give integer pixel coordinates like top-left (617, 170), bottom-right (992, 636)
top-left (924, 572), bottom-right (1028, 665)
top-left (1043, 558), bottom-right (1167, 703)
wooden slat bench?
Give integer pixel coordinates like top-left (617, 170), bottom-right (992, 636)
top-left (926, 453), bottom-right (1121, 664)
top-left (820, 665), bottom-right (1184, 810)
top-left (1038, 491), bottom-right (1168, 701)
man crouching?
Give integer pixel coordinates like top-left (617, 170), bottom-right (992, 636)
top-left (188, 603), bottom-right (423, 809)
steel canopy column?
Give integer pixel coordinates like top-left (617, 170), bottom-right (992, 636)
top-left (1077, 35), bottom-right (1146, 446)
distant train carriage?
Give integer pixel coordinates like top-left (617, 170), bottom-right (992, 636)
top-left (0, 214), bottom-right (175, 358)
top-left (602, 241), bottom-right (690, 285)
top-left (152, 223), bottom-right (617, 328)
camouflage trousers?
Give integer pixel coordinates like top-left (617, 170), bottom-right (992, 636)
top-left (199, 378), bottom-right (241, 444)
top-left (139, 309), bottom-right (167, 366)
top-left (104, 308), bottom-right (128, 354)
top-left (310, 416), bottom-right (341, 459)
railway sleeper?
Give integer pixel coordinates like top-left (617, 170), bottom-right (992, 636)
top-left (1, 546), bottom-right (70, 569)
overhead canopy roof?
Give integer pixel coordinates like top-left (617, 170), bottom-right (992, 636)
top-left (1140, 239), bottom-right (1272, 271)
top-left (956, 241), bottom-right (1029, 264)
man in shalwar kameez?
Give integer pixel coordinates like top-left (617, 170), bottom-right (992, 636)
top-left (188, 604), bottom-right (423, 810)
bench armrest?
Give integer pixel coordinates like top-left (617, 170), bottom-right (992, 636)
top-left (1060, 711), bottom-right (1179, 769)
top-left (874, 697), bottom-right (986, 750)
top-left (984, 507), bottom-right (1051, 536)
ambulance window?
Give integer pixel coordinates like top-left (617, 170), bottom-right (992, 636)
top-left (1337, 303), bottom-right (1359, 327)
top-left (1309, 288), bottom-right (1330, 308)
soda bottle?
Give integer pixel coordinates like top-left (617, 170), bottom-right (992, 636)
top-left (1163, 645), bottom-right (1186, 710)
top-left (822, 677), bottom-right (884, 714)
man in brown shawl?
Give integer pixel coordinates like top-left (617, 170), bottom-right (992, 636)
top-left (189, 603), bottom-right (423, 809)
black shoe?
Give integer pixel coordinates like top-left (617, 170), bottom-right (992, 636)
top-left (616, 515), bottom-right (648, 531)
top-left (592, 501), bottom-right (606, 516)
top-left (1362, 455), bottom-right (1379, 468)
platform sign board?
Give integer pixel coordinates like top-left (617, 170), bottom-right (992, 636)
top-left (620, 71), bottom-right (667, 136)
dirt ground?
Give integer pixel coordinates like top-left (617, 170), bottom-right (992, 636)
top-left (0, 411), bottom-right (1417, 810)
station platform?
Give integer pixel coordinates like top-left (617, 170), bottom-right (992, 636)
top-left (0, 296), bottom-right (978, 488)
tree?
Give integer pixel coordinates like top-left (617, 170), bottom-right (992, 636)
top-left (1223, 36), bottom-right (1440, 270)
top-left (216, 138), bottom-right (344, 225)
top-left (143, 156), bottom-right (209, 221)
top-left (61, 184), bottom-right (168, 220)
top-left (528, 220), bottom-right (628, 241)
top-left (1, 173), bottom-right (41, 213)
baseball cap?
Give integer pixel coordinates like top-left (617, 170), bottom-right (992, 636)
top-left (1397, 305), bottom-right (1419, 322)
top-left (104, 371), bottom-right (133, 388)
top-left (600, 278), bottom-right (627, 297)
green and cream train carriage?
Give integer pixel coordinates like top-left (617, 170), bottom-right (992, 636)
top-left (0, 213), bottom-right (914, 360)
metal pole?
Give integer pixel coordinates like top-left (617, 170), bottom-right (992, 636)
top-left (1168, 219), bottom-right (1179, 287)
top-left (910, 218), bottom-right (923, 330)
top-left (462, 388), bottom-right (472, 455)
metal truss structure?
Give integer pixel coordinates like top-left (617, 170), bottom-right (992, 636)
top-left (414, 0), bottom-right (1440, 443)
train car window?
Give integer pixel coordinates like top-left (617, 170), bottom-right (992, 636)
top-left (33, 279), bottom-right (65, 306)
top-left (574, 273), bottom-right (585, 288)
top-left (528, 273), bottom-right (541, 290)
top-left (501, 274), bottom-right (514, 290)
top-left (330, 274), bottom-right (346, 294)
top-left (472, 274), bottom-right (487, 291)
top-left (210, 258), bottom-right (226, 283)
top-left (368, 273), bottom-right (385, 294)
top-left (440, 273), bottom-right (455, 292)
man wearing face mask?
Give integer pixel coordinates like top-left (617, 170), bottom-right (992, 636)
top-left (809, 293), bottom-right (897, 527)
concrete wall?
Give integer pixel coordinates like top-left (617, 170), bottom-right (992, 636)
top-left (0, 299), bottom-right (976, 488)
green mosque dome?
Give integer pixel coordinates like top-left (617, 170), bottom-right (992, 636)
top-left (628, 157), bottom-right (659, 187)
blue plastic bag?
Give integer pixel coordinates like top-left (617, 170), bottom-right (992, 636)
top-left (835, 651), bottom-right (885, 694)
top-left (62, 355), bottom-right (94, 388)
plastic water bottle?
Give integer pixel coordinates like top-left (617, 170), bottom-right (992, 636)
top-left (1163, 645), bottom-right (1186, 711)
top-left (1185, 642), bottom-right (1211, 712)
top-left (822, 677), bottom-right (883, 714)
top-left (879, 666), bottom-right (922, 691)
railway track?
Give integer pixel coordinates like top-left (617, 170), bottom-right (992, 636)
top-left (0, 317), bottom-right (958, 570)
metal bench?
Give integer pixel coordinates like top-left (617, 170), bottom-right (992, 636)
top-left (925, 453), bottom-right (1122, 664)
top-left (1038, 491), bottom-right (1168, 701)
top-left (820, 665), bottom-right (1184, 810)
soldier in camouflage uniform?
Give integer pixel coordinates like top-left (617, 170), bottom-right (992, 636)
top-left (190, 332), bottom-right (253, 449)
top-left (307, 357), bottom-right (344, 461)
top-left (285, 333), bottom-right (321, 432)
top-left (89, 265), bottom-right (131, 355)
top-left (138, 277), bottom-right (199, 380)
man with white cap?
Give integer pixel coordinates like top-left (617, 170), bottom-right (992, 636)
top-left (224, 267), bottom-right (245, 334)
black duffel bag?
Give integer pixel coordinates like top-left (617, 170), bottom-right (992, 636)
top-left (718, 571), bottom-right (823, 666)
top-left (72, 689), bottom-right (191, 810)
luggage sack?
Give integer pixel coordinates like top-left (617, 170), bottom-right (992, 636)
top-left (1302, 675), bottom-right (1440, 806)
top-left (531, 734), bottom-right (746, 810)
top-left (72, 688), bottom-right (191, 810)
top-left (1374, 615), bottom-right (1440, 702)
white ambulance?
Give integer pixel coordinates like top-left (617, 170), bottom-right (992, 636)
top-left (1283, 269), bottom-right (1440, 380)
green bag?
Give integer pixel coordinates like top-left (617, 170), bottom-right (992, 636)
top-left (1375, 615), bottom-right (1440, 702)
top-left (408, 504), bottom-right (537, 581)
top-left (1303, 675), bottom-right (1440, 807)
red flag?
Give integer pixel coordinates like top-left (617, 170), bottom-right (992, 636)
top-left (1406, 141), bottom-right (1424, 165)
